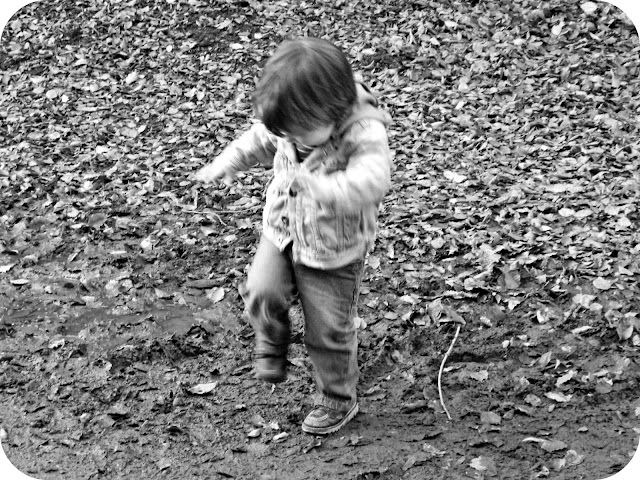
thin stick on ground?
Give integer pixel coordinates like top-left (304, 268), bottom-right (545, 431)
top-left (438, 324), bottom-right (461, 421)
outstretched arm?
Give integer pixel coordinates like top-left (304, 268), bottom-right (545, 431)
top-left (195, 123), bottom-right (278, 184)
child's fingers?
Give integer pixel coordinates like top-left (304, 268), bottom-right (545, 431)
top-left (195, 164), bottom-right (224, 184)
top-left (221, 175), bottom-right (234, 186)
top-left (194, 170), bottom-right (235, 189)
top-left (188, 171), bottom-right (203, 183)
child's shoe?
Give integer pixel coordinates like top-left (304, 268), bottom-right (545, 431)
top-left (255, 355), bottom-right (287, 383)
top-left (301, 403), bottom-right (359, 435)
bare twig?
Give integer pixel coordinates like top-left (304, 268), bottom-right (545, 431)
top-left (181, 206), bottom-right (261, 215)
top-left (438, 324), bottom-right (461, 421)
top-left (179, 206), bottom-right (261, 227)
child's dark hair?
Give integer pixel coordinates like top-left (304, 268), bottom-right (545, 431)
top-left (252, 37), bottom-right (357, 136)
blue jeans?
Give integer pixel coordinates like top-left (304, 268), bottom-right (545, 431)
top-left (240, 235), bottom-right (363, 412)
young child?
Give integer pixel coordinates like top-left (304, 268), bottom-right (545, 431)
top-left (195, 37), bottom-right (392, 435)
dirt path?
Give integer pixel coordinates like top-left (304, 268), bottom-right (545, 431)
top-left (1, 290), bottom-right (638, 479)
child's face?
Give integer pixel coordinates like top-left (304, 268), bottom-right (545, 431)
top-left (282, 123), bottom-right (334, 148)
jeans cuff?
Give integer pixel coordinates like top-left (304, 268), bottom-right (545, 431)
top-left (313, 393), bottom-right (357, 412)
top-left (255, 342), bottom-right (288, 358)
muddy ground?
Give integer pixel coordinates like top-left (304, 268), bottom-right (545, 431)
top-left (1, 267), bottom-right (639, 479)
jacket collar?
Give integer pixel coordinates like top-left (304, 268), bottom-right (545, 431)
top-left (335, 82), bottom-right (392, 138)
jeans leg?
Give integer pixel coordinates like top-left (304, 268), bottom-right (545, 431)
top-left (294, 259), bottom-right (364, 412)
top-left (239, 236), bottom-right (296, 358)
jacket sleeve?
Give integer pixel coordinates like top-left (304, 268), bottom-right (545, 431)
top-left (295, 119), bottom-right (392, 210)
top-left (212, 122), bottom-right (278, 176)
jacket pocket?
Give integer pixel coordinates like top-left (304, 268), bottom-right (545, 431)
top-left (314, 203), bottom-right (340, 254)
top-left (340, 210), bottom-right (364, 252)
top-left (296, 196), bottom-right (321, 253)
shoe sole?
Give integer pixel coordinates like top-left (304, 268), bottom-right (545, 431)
top-left (255, 370), bottom-right (287, 384)
top-left (255, 357), bottom-right (287, 383)
top-left (302, 403), bottom-right (359, 435)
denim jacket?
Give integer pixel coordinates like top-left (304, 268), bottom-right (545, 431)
top-left (211, 84), bottom-right (392, 269)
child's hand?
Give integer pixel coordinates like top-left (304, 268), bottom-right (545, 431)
top-left (195, 163), bottom-right (234, 186)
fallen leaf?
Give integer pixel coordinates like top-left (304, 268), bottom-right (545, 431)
top-left (303, 436), bottom-right (322, 453)
top-left (611, 357), bottom-right (631, 376)
top-left (575, 209), bottom-right (592, 219)
top-left (403, 452), bottom-right (428, 471)
top-left (556, 370), bottom-right (577, 387)
top-left (431, 237), bottom-right (445, 249)
top-left (247, 443), bottom-right (270, 456)
top-left (106, 405), bottom-right (130, 417)
top-left (268, 421), bottom-right (280, 430)
top-left (545, 392), bottom-right (572, 403)
top-left (46, 88), bottom-right (62, 99)
top-left (367, 255), bottom-right (380, 269)
top-left (470, 456), bottom-right (497, 476)
top-left (354, 316), bottom-right (367, 329)
top-left (536, 309), bottom-right (551, 324)
top-left (525, 394), bottom-right (542, 407)
top-left (272, 432), bottom-right (289, 443)
top-left (468, 370), bottom-right (489, 382)
top-left (442, 305), bottom-right (466, 325)
top-left (571, 326), bottom-right (594, 335)
top-left (551, 22), bottom-right (564, 36)
top-left (580, 2), bottom-right (598, 15)
top-left (87, 213), bottom-right (107, 228)
top-left (593, 277), bottom-right (613, 290)
top-left (552, 458), bottom-right (566, 472)
top-left (155, 288), bottom-right (173, 299)
top-left (443, 170), bottom-right (467, 183)
top-left (617, 323), bottom-right (634, 341)
top-left (207, 287), bottom-right (225, 303)
top-left (595, 378), bottom-right (613, 394)
top-left (536, 351), bottom-right (554, 369)
top-left (522, 437), bottom-right (567, 453)
top-left (187, 381), bottom-right (218, 395)
top-left (427, 299), bottom-right (444, 323)
top-left (140, 236), bottom-right (153, 251)
top-left (499, 268), bottom-right (521, 290)
top-left (363, 385), bottom-right (385, 397)
top-left (572, 294), bottom-right (596, 308)
top-left (617, 216), bottom-right (632, 229)
top-left (422, 444), bottom-right (446, 458)
top-left (480, 412), bottom-right (502, 425)
top-left (565, 449), bottom-right (585, 466)
top-left (516, 405), bottom-right (536, 416)
top-left (125, 71), bottom-right (139, 84)
top-left (49, 338), bottom-right (66, 349)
